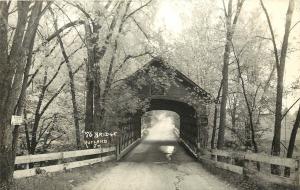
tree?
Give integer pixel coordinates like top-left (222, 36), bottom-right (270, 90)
top-left (217, 0), bottom-right (245, 149)
top-left (51, 8), bottom-right (82, 149)
top-left (285, 102), bottom-right (300, 176)
top-left (260, 0), bottom-right (295, 174)
top-left (211, 82), bottom-right (222, 149)
top-left (231, 41), bottom-right (260, 169)
top-left (0, 1), bottom-right (46, 189)
top-left (69, 0), bottom-right (153, 144)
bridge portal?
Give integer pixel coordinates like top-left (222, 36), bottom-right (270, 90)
top-left (116, 58), bottom-right (212, 157)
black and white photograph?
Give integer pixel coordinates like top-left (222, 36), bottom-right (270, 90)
top-left (0, 0), bottom-right (300, 189)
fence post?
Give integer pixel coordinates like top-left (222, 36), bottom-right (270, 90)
top-left (295, 157), bottom-right (300, 189)
top-left (242, 153), bottom-right (250, 180)
top-left (212, 150), bottom-right (217, 162)
top-left (116, 136), bottom-right (120, 161)
top-left (230, 157), bottom-right (234, 165)
top-left (58, 152), bottom-right (63, 164)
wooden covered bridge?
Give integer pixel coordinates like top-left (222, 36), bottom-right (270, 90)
top-left (12, 58), bottom-right (300, 190)
top-left (115, 57), bottom-right (213, 157)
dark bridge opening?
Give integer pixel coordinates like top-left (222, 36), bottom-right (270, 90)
top-left (129, 110), bottom-right (181, 162)
top-left (118, 98), bottom-right (200, 162)
top-left (148, 98), bottom-right (198, 147)
top-left (122, 109), bottom-right (196, 162)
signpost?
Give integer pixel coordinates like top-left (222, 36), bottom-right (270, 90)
top-left (11, 115), bottom-right (24, 125)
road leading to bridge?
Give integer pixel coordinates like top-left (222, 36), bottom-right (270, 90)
top-left (74, 116), bottom-right (236, 190)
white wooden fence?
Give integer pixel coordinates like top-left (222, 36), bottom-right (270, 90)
top-left (198, 149), bottom-right (300, 188)
top-left (14, 146), bottom-right (116, 179)
top-left (174, 127), bottom-right (300, 187)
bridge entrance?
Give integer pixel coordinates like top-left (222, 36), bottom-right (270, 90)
top-left (123, 110), bottom-right (197, 163)
top-left (141, 110), bottom-right (179, 142)
top-left (116, 58), bottom-right (212, 159)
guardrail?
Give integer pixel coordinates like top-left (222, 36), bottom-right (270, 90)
top-left (199, 149), bottom-right (300, 187)
top-left (174, 128), bottom-right (199, 158)
top-left (116, 138), bottom-right (141, 160)
top-left (14, 146), bottom-right (116, 179)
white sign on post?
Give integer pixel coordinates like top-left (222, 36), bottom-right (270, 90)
top-left (11, 115), bottom-right (24, 125)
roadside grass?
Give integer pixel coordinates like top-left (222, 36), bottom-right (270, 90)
top-left (12, 161), bottom-right (115, 190)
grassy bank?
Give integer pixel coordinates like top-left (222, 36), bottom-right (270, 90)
top-left (12, 162), bottom-right (115, 190)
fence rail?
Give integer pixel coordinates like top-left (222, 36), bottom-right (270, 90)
top-left (199, 149), bottom-right (300, 187)
top-left (14, 146), bottom-right (116, 179)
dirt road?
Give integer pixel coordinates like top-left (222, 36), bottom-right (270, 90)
top-left (74, 117), bottom-right (236, 190)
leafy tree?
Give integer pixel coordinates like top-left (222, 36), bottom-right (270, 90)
top-left (260, 0), bottom-right (295, 175)
top-left (0, 1), bottom-right (48, 189)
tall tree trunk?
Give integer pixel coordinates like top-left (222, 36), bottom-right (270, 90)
top-left (260, 0), bottom-right (295, 174)
top-left (272, 0), bottom-right (295, 168)
top-left (30, 68), bottom-right (48, 155)
top-left (51, 11), bottom-right (81, 149)
top-left (83, 2), bottom-right (123, 137)
top-left (100, 1), bottom-right (132, 129)
top-left (84, 21), bottom-right (99, 148)
top-left (217, 0), bottom-right (245, 149)
top-left (284, 103), bottom-right (300, 176)
top-left (232, 41), bottom-right (260, 170)
top-left (75, 1), bottom-right (114, 138)
top-left (230, 95), bottom-right (237, 139)
top-left (93, 2), bottom-right (123, 131)
top-left (0, 2), bottom-right (27, 189)
top-left (24, 110), bottom-right (31, 153)
top-left (84, 22), bottom-right (95, 134)
top-left (0, 2), bottom-right (43, 189)
top-left (211, 106), bottom-right (219, 149)
top-left (211, 81), bottom-right (222, 149)
top-left (63, 48), bottom-right (81, 149)
top-left (0, 8), bottom-right (10, 188)
top-left (217, 0), bottom-right (232, 149)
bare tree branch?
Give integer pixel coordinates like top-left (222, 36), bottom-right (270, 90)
top-left (39, 83), bottom-right (66, 117)
top-left (112, 51), bottom-right (152, 78)
top-left (281, 97), bottom-right (300, 121)
top-left (290, 20), bottom-right (300, 32)
top-left (53, 3), bottom-right (86, 45)
top-left (44, 134), bottom-right (63, 149)
top-left (255, 35), bottom-right (272, 41)
top-left (39, 61), bottom-right (84, 117)
top-left (222, 0), bottom-right (228, 17)
top-left (125, 0), bottom-right (152, 20)
top-left (131, 17), bottom-right (150, 41)
top-left (45, 19), bottom-right (85, 43)
top-left (260, 0), bottom-right (280, 69)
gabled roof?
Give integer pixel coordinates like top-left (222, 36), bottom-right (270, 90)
top-left (125, 57), bottom-right (213, 102)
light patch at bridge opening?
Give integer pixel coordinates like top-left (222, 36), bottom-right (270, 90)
top-left (142, 110), bottom-right (179, 142)
top-left (160, 145), bottom-right (175, 161)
